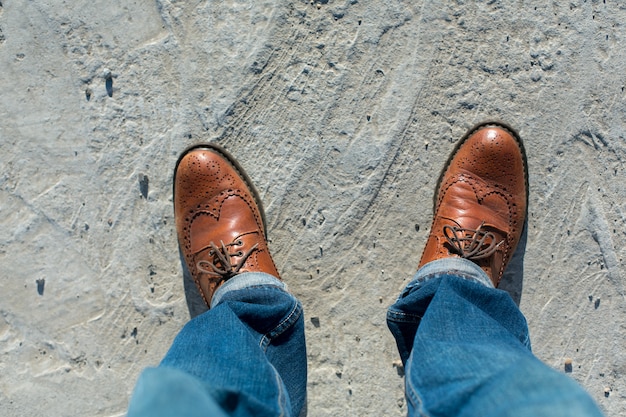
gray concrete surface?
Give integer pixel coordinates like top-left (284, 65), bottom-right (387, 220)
top-left (1, 1), bottom-right (625, 416)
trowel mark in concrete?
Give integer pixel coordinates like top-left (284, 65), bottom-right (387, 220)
top-left (574, 129), bottom-right (608, 150)
top-left (583, 186), bottom-right (624, 299)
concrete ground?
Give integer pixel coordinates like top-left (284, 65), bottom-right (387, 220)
top-left (1, 1), bottom-right (625, 416)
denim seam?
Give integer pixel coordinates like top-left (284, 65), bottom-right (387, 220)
top-left (233, 283), bottom-right (285, 293)
top-left (270, 364), bottom-right (288, 417)
top-left (259, 300), bottom-right (302, 351)
top-left (216, 283), bottom-right (289, 309)
top-left (387, 310), bottom-right (423, 324)
top-left (419, 271), bottom-right (488, 286)
top-left (211, 273), bottom-right (287, 308)
top-left (412, 258), bottom-right (494, 289)
top-left (405, 355), bottom-right (431, 417)
top-left (521, 332), bottom-right (531, 350)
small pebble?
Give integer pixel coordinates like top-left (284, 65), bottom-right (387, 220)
top-left (393, 359), bottom-right (405, 376)
top-left (604, 387), bottom-right (610, 397)
top-left (564, 357), bottom-right (573, 373)
top-left (316, 3), bottom-right (321, 9)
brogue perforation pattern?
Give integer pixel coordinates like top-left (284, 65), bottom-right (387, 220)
top-left (174, 145), bottom-right (280, 308)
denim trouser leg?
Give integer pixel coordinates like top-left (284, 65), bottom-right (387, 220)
top-left (128, 273), bottom-right (307, 417)
top-left (387, 258), bottom-right (604, 417)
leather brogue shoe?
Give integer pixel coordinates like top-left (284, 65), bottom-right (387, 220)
top-left (174, 144), bottom-right (280, 307)
top-left (418, 122), bottom-right (528, 287)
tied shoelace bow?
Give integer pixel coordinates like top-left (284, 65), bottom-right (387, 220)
top-left (196, 239), bottom-right (259, 279)
top-left (443, 222), bottom-right (503, 260)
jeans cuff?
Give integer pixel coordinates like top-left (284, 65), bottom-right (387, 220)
top-left (210, 272), bottom-right (288, 308)
top-left (414, 257), bottom-right (494, 288)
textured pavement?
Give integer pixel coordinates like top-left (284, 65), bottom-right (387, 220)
top-left (1, 1), bottom-right (625, 416)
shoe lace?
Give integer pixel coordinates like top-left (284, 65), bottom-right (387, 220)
top-left (443, 222), bottom-right (503, 260)
top-left (196, 239), bottom-right (259, 279)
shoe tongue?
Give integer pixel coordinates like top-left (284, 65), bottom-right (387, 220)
top-left (444, 180), bottom-right (511, 237)
top-left (190, 215), bottom-right (239, 253)
top-left (453, 215), bottom-right (509, 241)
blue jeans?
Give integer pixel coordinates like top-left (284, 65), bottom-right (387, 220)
top-left (128, 260), bottom-right (603, 417)
top-left (128, 273), bottom-right (307, 417)
top-left (387, 258), bottom-right (603, 417)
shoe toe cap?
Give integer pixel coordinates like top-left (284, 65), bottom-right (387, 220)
top-left (455, 126), bottom-right (526, 191)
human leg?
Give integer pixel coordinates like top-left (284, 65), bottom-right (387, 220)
top-left (128, 145), bottom-right (307, 416)
top-left (387, 259), bottom-right (603, 417)
top-left (387, 123), bottom-right (603, 416)
top-left (129, 272), bottom-right (307, 417)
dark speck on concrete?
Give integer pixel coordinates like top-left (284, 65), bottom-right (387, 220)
top-left (36, 278), bottom-right (45, 295)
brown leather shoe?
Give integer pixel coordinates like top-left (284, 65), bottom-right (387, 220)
top-left (174, 144), bottom-right (280, 307)
top-left (418, 122), bottom-right (528, 287)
